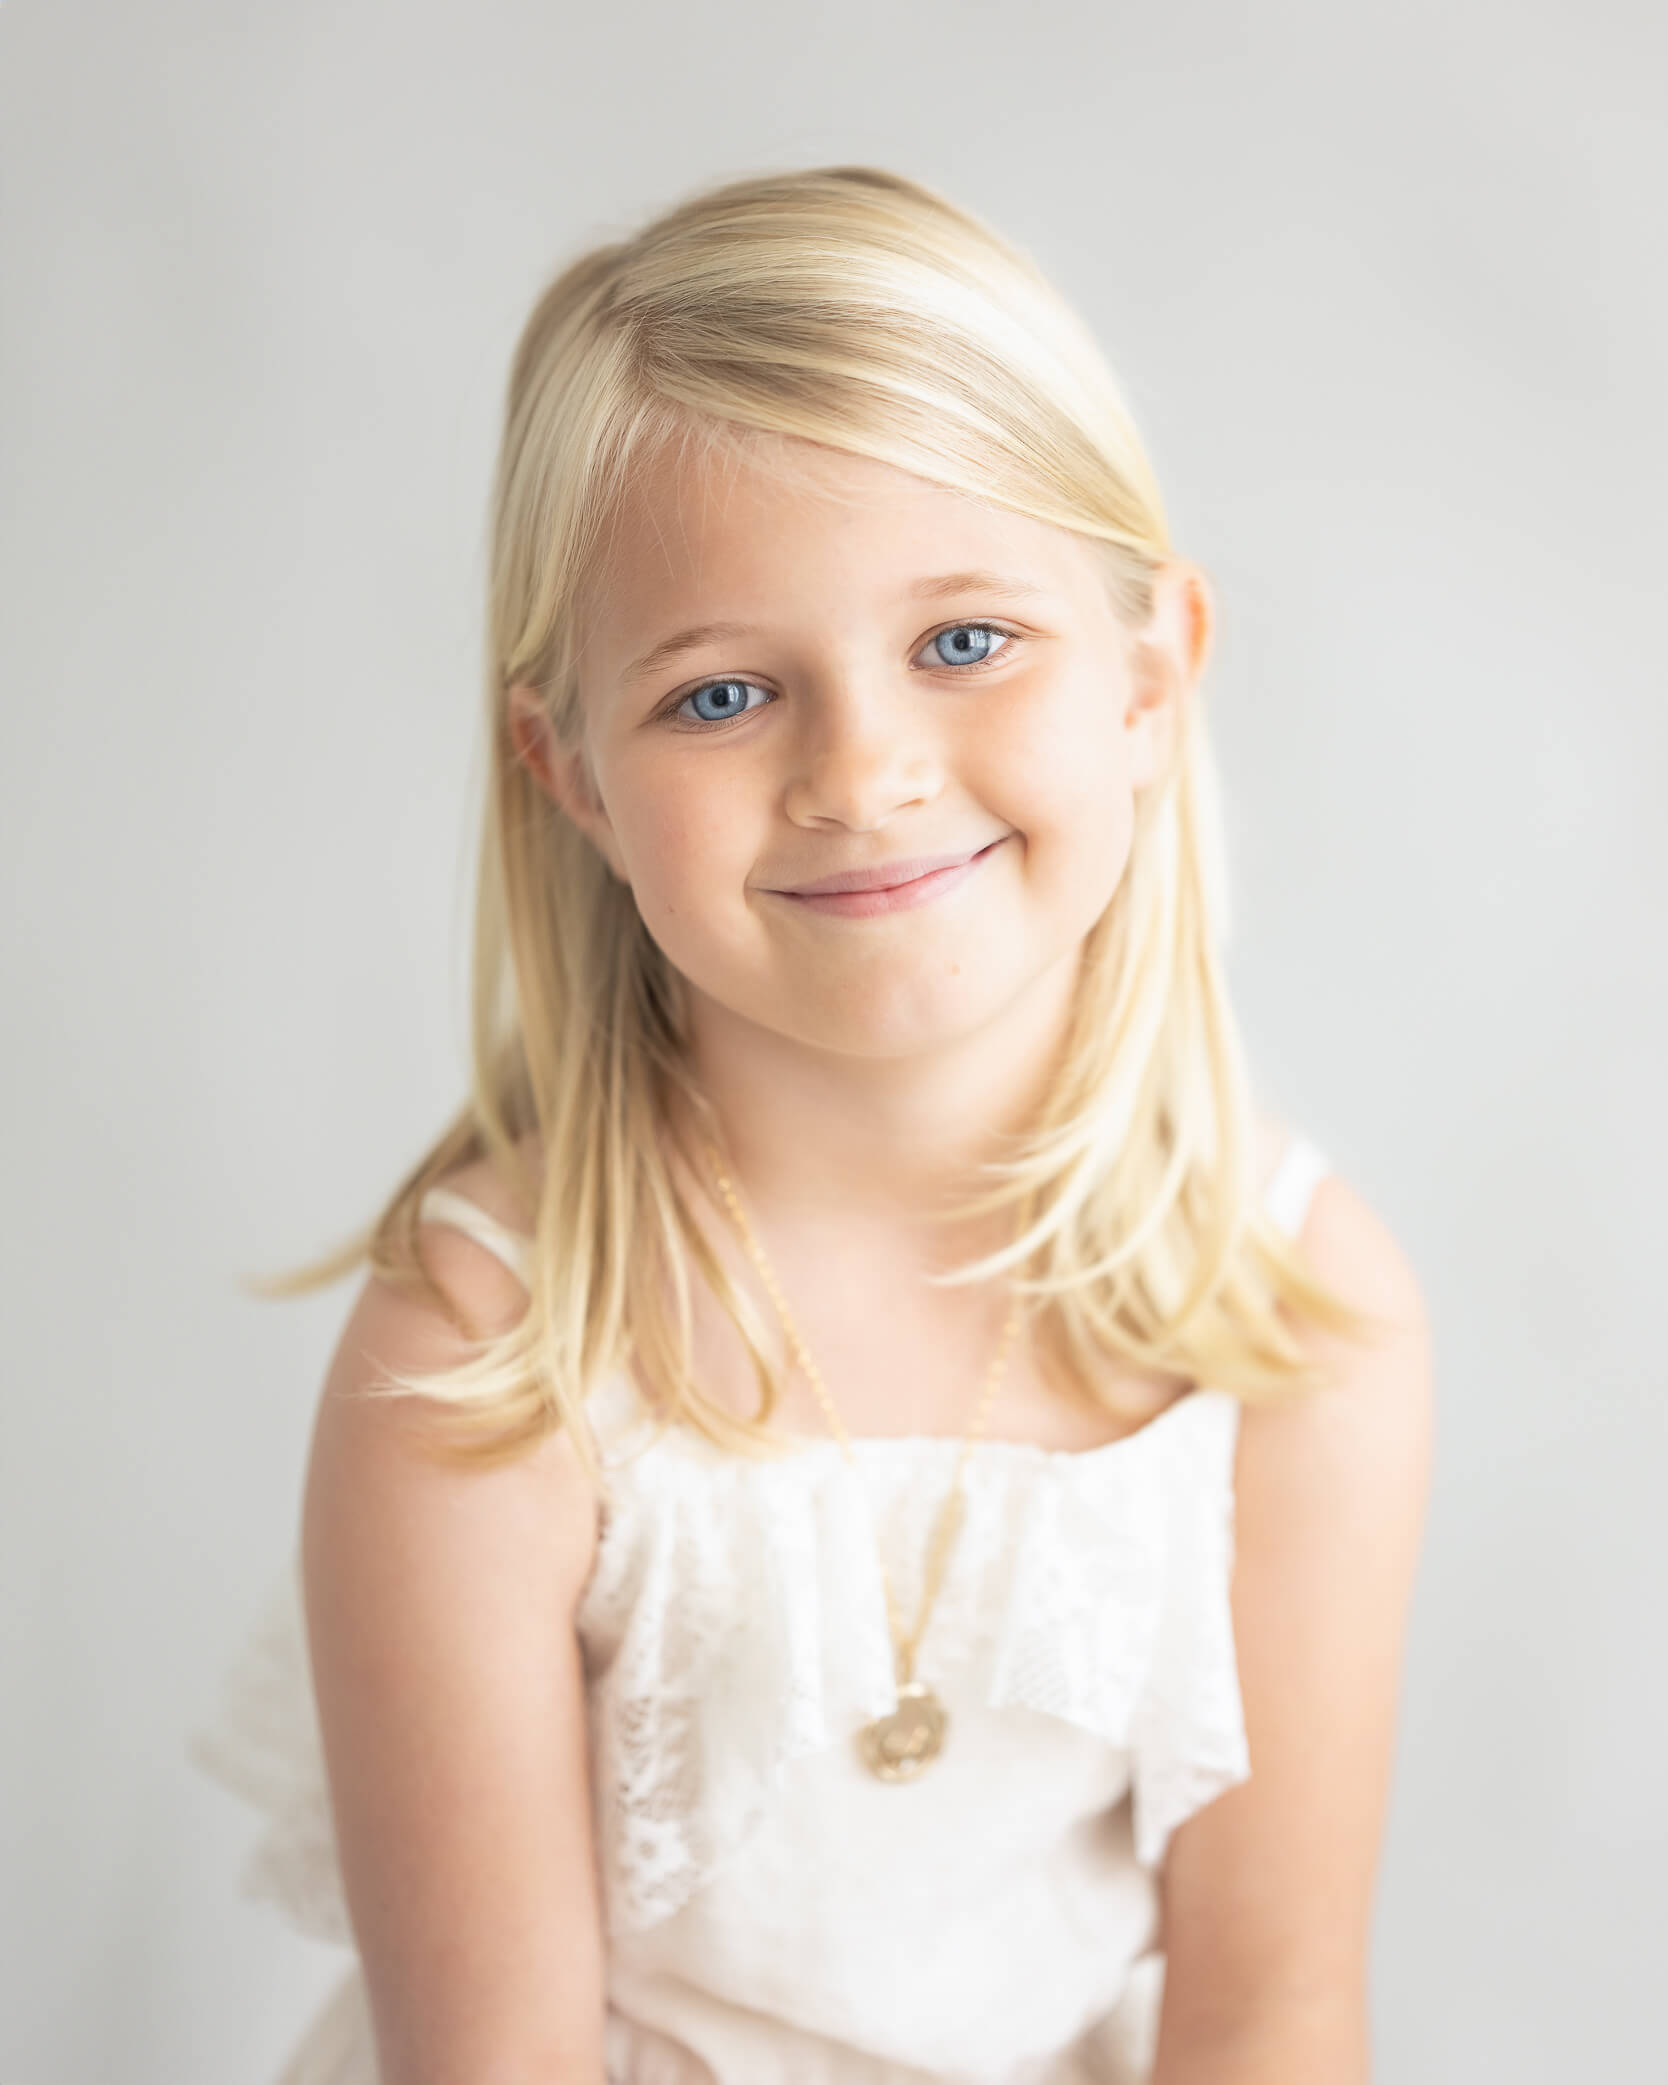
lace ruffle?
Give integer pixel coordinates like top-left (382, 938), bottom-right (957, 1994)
top-left (579, 1383), bottom-right (1250, 1933)
top-left (1125, 1392), bottom-right (1251, 1866)
top-left (188, 1390), bottom-right (1252, 1949)
top-left (579, 1423), bottom-right (900, 1937)
top-left (189, 1556), bottom-right (352, 1947)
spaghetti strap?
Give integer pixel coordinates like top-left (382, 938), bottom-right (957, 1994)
top-left (1260, 1130), bottom-right (1331, 1239)
top-left (416, 1185), bottom-right (533, 1286)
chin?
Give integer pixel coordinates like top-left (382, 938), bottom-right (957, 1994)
top-left (787, 971), bottom-right (1039, 1062)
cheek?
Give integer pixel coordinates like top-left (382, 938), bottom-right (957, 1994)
top-left (989, 674), bottom-right (1137, 864)
top-left (610, 771), bottom-right (755, 932)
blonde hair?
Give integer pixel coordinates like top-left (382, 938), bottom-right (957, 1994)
top-left (259, 164), bottom-right (1385, 1494)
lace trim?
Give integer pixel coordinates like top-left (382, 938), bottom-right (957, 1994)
top-left (578, 1390), bottom-right (1249, 1931)
top-left (1126, 1394), bottom-right (1251, 1866)
top-left (189, 1402), bottom-right (1249, 1945)
top-left (189, 1557), bottom-right (352, 1947)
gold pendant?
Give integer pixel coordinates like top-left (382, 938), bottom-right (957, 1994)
top-left (858, 1679), bottom-right (948, 1781)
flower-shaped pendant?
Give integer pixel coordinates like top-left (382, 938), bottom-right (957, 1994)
top-left (857, 1679), bottom-right (948, 1781)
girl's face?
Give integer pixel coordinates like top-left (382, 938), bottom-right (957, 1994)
top-left (512, 432), bottom-right (1208, 1064)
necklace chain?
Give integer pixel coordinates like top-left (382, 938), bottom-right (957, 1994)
top-left (704, 1142), bottom-right (1025, 1686)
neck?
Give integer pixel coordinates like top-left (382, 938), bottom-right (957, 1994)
top-left (672, 949), bottom-right (1081, 1260)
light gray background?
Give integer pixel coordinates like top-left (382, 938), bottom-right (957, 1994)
top-left (3, 2), bottom-right (1662, 2079)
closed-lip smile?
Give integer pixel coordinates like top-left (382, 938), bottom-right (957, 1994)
top-left (762, 836), bottom-right (1010, 919)
top-left (773, 839), bottom-right (1005, 897)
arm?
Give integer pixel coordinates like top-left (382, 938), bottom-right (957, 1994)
top-left (300, 1219), bottom-right (608, 2085)
top-left (1150, 1173), bottom-right (1435, 2085)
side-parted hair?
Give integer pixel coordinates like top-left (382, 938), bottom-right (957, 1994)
top-left (260, 165), bottom-right (1384, 1494)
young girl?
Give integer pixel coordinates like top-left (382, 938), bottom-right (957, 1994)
top-left (194, 165), bottom-right (1432, 2085)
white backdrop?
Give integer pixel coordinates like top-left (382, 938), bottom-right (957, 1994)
top-left (2, 2), bottom-right (1663, 2079)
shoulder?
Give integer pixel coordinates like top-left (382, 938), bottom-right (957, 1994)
top-left (1219, 1112), bottom-right (1435, 1533)
top-left (1286, 1157), bottom-right (1431, 1434)
top-left (1250, 1108), bottom-right (1428, 1376)
top-left (1297, 1144), bottom-right (1426, 1327)
top-left (1239, 1153), bottom-right (1433, 1537)
top-left (305, 1138), bottom-right (595, 1595)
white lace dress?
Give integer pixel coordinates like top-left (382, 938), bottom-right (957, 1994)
top-left (192, 1135), bottom-right (1332, 2085)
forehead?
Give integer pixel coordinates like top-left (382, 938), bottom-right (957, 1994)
top-left (576, 429), bottom-right (1107, 665)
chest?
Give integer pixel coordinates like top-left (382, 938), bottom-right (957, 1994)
top-left (674, 1250), bottom-right (1192, 1453)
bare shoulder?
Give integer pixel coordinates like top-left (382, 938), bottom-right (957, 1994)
top-left (1267, 1160), bottom-right (1433, 1445)
top-left (1155, 1158), bottom-right (1434, 2055)
top-left (1235, 1155), bottom-right (1435, 1628)
top-left (307, 1140), bottom-right (595, 1590)
top-left (1299, 1150), bottom-right (1426, 1312)
top-left (1230, 1160), bottom-right (1434, 1677)
top-left (1250, 1108), bottom-right (1431, 1431)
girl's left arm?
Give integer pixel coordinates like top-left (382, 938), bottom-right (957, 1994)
top-left (1150, 1171), bottom-right (1435, 2085)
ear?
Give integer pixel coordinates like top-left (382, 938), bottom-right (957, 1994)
top-left (505, 681), bottom-right (627, 879)
top-left (1124, 558), bottom-right (1214, 791)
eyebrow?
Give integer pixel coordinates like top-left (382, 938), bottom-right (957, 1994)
top-left (618, 572), bottom-right (1049, 686)
top-left (621, 621), bottom-right (759, 686)
top-left (907, 569), bottom-right (1048, 604)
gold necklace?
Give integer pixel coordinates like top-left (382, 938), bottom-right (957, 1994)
top-left (704, 1143), bottom-right (1025, 1783)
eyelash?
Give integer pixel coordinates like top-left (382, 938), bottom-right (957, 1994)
top-left (661, 621), bottom-right (1020, 732)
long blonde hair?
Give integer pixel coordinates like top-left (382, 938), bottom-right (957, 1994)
top-left (258, 165), bottom-right (1384, 1495)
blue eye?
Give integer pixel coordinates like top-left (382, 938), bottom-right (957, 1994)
top-left (928, 623), bottom-right (1007, 667)
top-left (676, 679), bottom-right (768, 726)
top-left (667, 624), bottom-right (1012, 731)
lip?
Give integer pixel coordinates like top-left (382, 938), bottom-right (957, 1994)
top-left (775, 840), bottom-right (1006, 897)
top-left (768, 836), bottom-right (1009, 919)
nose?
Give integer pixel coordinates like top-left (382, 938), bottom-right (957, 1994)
top-left (780, 668), bottom-right (943, 831)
